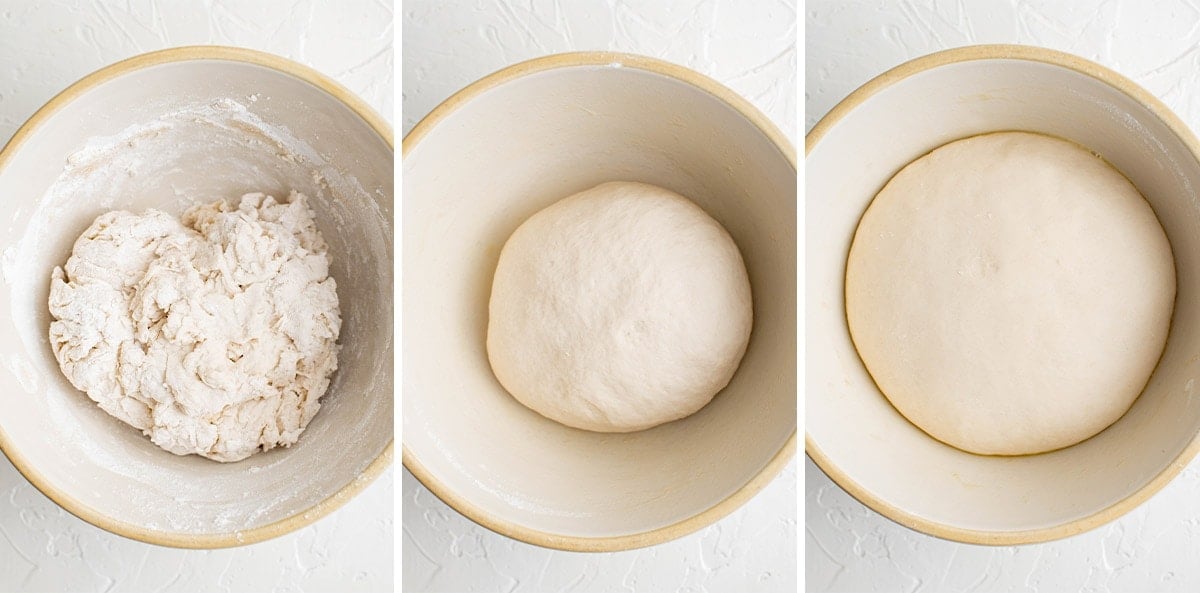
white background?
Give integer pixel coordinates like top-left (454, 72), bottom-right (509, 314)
top-left (807, 1), bottom-right (1200, 592)
top-left (402, 1), bottom-right (797, 592)
top-left (0, 2), bottom-right (394, 592)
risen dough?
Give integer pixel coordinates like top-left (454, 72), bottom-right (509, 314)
top-left (487, 181), bottom-right (753, 432)
top-left (846, 132), bottom-right (1175, 455)
top-left (49, 192), bottom-right (341, 462)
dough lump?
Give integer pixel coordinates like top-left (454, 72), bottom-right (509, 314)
top-left (846, 132), bottom-right (1175, 455)
top-left (487, 181), bottom-right (753, 433)
top-left (49, 192), bottom-right (341, 462)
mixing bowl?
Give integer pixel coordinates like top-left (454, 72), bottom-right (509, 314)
top-left (0, 47), bottom-right (393, 547)
top-left (403, 52), bottom-right (796, 551)
top-left (807, 44), bottom-right (1200, 544)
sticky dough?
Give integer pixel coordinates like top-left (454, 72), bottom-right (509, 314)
top-left (48, 192), bottom-right (341, 462)
top-left (846, 132), bottom-right (1175, 455)
top-left (487, 181), bottom-right (753, 433)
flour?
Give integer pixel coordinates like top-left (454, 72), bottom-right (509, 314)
top-left (0, 246), bottom-right (15, 286)
top-left (49, 192), bottom-right (341, 462)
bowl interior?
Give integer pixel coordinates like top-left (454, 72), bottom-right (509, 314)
top-left (0, 57), bottom-right (393, 538)
top-left (807, 54), bottom-right (1200, 536)
top-left (404, 61), bottom-right (796, 539)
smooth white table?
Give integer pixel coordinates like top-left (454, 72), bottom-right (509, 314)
top-left (402, 1), bottom-right (797, 591)
top-left (0, 2), bottom-right (393, 591)
top-left (807, 2), bottom-right (1200, 591)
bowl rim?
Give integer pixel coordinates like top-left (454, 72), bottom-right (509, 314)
top-left (805, 43), bottom-right (1200, 546)
top-left (401, 50), bottom-right (798, 552)
top-left (0, 45), bottom-right (395, 549)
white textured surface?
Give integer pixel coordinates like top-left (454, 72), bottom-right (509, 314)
top-left (807, 2), bottom-right (1200, 591)
top-left (402, 1), bottom-right (797, 591)
top-left (0, 2), bottom-right (393, 592)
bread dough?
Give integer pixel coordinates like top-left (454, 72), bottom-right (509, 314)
top-left (487, 181), bottom-right (753, 432)
top-left (48, 192), bottom-right (341, 462)
top-left (846, 132), bottom-right (1175, 455)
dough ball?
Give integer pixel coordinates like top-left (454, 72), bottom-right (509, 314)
top-left (487, 181), bottom-right (753, 432)
top-left (846, 132), bottom-right (1175, 456)
top-left (48, 192), bottom-right (341, 462)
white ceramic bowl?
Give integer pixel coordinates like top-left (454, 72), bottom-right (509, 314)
top-left (403, 52), bottom-right (796, 551)
top-left (0, 47), bottom-right (393, 547)
top-left (807, 45), bottom-right (1200, 544)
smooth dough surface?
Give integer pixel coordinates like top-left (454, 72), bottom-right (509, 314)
top-left (487, 181), bottom-right (753, 432)
top-left (846, 132), bottom-right (1175, 456)
top-left (49, 192), bottom-right (341, 462)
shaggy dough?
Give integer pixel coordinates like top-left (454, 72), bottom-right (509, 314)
top-left (846, 132), bottom-right (1175, 455)
top-left (48, 192), bottom-right (341, 462)
top-left (487, 181), bottom-right (753, 433)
